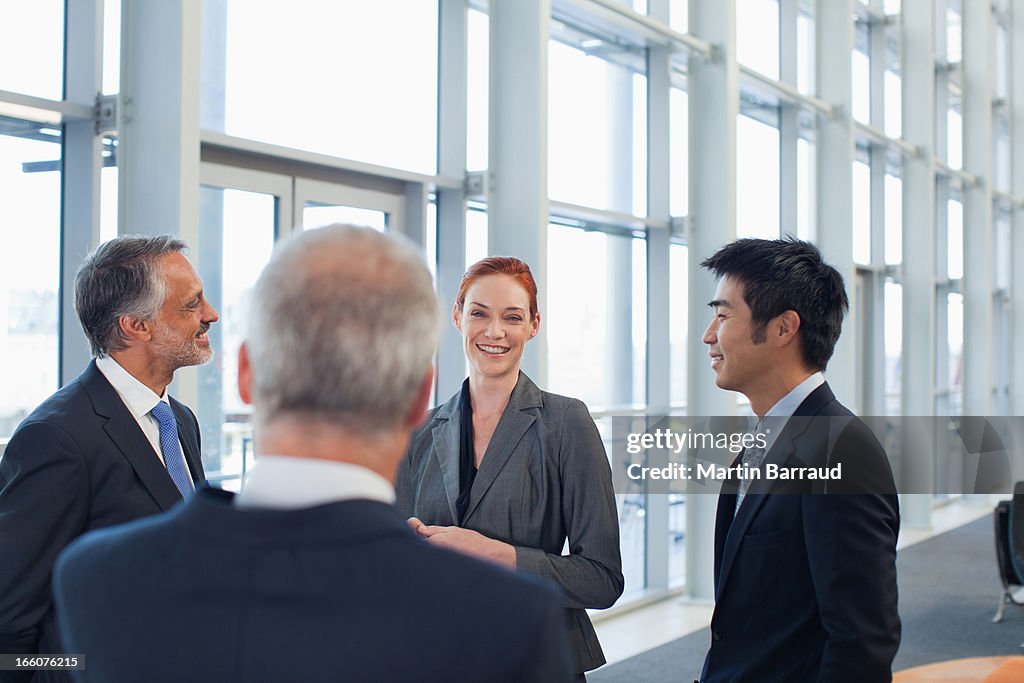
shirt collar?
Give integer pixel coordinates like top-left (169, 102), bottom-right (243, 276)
top-left (761, 371), bottom-right (825, 421)
top-left (235, 455), bottom-right (396, 510)
top-left (95, 354), bottom-right (167, 420)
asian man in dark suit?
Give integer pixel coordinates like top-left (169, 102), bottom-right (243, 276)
top-left (698, 238), bottom-right (900, 683)
top-left (53, 225), bottom-right (573, 683)
top-left (0, 236), bottom-right (217, 683)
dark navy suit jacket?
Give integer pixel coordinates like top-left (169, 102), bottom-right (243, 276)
top-left (0, 360), bottom-right (204, 683)
top-left (702, 383), bottom-right (901, 682)
top-left (54, 488), bottom-right (574, 683)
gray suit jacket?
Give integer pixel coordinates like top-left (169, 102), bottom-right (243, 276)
top-left (397, 372), bottom-right (624, 674)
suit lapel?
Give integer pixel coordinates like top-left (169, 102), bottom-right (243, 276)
top-left (430, 392), bottom-right (462, 524)
top-left (81, 361), bottom-right (185, 511)
top-left (462, 373), bottom-right (541, 524)
top-left (714, 433), bottom-right (799, 600)
top-left (714, 385), bottom-right (835, 599)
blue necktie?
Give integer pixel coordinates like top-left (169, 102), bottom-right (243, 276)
top-left (150, 401), bottom-right (192, 498)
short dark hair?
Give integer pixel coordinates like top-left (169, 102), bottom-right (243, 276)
top-left (700, 238), bottom-right (849, 371)
top-left (74, 235), bottom-right (188, 356)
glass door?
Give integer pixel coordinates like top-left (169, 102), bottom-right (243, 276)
top-left (293, 178), bottom-right (405, 233)
top-left (195, 165), bottom-right (415, 488)
top-left (196, 163), bottom-right (289, 488)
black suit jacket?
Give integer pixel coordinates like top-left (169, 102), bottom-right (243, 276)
top-left (53, 488), bottom-right (574, 683)
top-left (0, 360), bottom-right (204, 683)
top-left (702, 383), bottom-right (901, 683)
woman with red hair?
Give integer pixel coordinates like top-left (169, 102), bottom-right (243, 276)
top-left (397, 256), bottom-right (624, 679)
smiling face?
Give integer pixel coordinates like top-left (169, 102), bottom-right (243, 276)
top-left (454, 274), bottom-right (539, 381)
top-left (149, 252), bottom-right (219, 371)
top-left (701, 275), bottom-right (773, 400)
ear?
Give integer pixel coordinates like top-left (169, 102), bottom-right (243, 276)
top-left (118, 314), bottom-right (153, 344)
top-left (405, 367), bottom-right (435, 430)
top-left (776, 310), bottom-right (801, 347)
top-left (528, 312), bottom-right (541, 340)
top-left (451, 303), bottom-right (463, 334)
top-left (237, 342), bottom-right (253, 405)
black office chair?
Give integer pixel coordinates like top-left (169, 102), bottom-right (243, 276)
top-left (993, 481), bottom-right (1024, 625)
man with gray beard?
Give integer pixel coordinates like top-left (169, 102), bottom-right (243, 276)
top-left (0, 236), bottom-right (217, 683)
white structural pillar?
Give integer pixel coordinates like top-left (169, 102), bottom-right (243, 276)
top-left (779, 0), bottom-right (799, 239)
top-left (646, 0), bottom-right (673, 595)
top-left (61, 0), bottom-right (105, 383)
top-left (864, 1), bottom-right (887, 416)
top-left (487, 0), bottom-right (549, 385)
top-left (118, 0), bottom-right (202, 404)
top-left (900, 0), bottom-right (937, 528)
top-left (815, 0), bottom-right (856, 406)
top-left (436, 0), bottom-right (470, 401)
top-left (118, 0), bottom-right (201, 243)
top-left (962, 0), bottom-right (995, 416)
top-left (607, 67), bottom-right (634, 408)
top-left (1013, 0), bottom-right (1024, 415)
top-left (687, 0), bottom-right (738, 602)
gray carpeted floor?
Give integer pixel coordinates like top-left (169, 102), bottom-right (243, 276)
top-left (590, 515), bottom-right (1024, 682)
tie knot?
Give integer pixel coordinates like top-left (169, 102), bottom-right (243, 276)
top-left (150, 400), bottom-right (175, 428)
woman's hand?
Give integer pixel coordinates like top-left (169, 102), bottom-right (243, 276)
top-left (415, 524), bottom-right (517, 569)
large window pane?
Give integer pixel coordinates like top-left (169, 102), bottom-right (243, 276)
top-left (852, 48), bottom-right (871, 124)
top-left (200, 0), bottom-right (438, 174)
top-left (0, 2), bottom-right (64, 99)
top-left (946, 5), bottom-right (961, 64)
top-left (548, 42), bottom-right (647, 214)
top-left (947, 105), bottom-right (963, 170)
top-left (100, 163), bottom-right (119, 242)
top-left (736, 116), bottom-right (779, 238)
top-left (466, 207), bottom-right (487, 269)
top-left (947, 292), bottom-right (963, 413)
top-left (797, 12), bottom-right (815, 95)
top-left (737, 0), bottom-right (779, 79)
top-left (670, 88), bottom-right (688, 217)
top-left (947, 198), bottom-right (963, 279)
top-left (546, 226), bottom-right (646, 410)
top-left (797, 137), bottom-right (815, 240)
top-left (600, 415), bottom-right (646, 600)
top-left (0, 124), bottom-right (62, 438)
top-left (303, 205), bottom-right (386, 232)
top-left (884, 174), bottom-right (902, 265)
top-left (467, 9), bottom-right (489, 172)
top-left (884, 70), bottom-right (902, 139)
top-left (883, 280), bottom-right (901, 415)
top-left (103, 0), bottom-right (121, 95)
top-left (610, 0), bottom-right (648, 13)
top-left (852, 161), bottom-right (871, 264)
top-left (996, 213), bottom-right (1011, 291)
top-left (995, 23), bottom-right (1009, 101)
top-left (670, 0), bottom-right (688, 33)
top-left (670, 244), bottom-right (688, 406)
top-left (197, 186), bottom-right (277, 485)
top-left (995, 117), bottom-right (1010, 193)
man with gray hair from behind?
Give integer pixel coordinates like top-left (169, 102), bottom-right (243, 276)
top-left (53, 225), bottom-right (574, 683)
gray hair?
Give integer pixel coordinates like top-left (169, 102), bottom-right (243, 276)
top-left (74, 235), bottom-right (188, 356)
top-left (246, 224), bottom-right (440, 432)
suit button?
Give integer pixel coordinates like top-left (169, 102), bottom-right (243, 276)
top-left (712, 630), bottom-right (721, 641)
